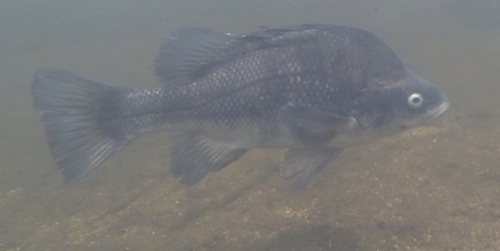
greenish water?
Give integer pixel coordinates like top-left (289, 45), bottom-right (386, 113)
top-left (1, 0), bottom-right (500, 250)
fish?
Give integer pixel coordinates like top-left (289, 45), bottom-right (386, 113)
top-left (32, 23), bottom-right (449, 189)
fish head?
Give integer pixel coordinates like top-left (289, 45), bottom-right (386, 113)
top-left (351, 69), bottom-right (449, 138)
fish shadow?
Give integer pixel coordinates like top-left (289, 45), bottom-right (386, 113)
top-left (202, 221), bottom-right (420, 251)
top-left (242, 224), bottom-right (360, 251)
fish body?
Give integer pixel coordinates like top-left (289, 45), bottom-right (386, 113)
top-left (32, 24), bottom-right (449, 188)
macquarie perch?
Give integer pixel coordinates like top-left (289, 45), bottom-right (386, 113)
top-left (32, 23), bottom-right (449, 189)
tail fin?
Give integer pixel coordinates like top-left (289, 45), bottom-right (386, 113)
top-left (32, 69), bottom-right (133, 184)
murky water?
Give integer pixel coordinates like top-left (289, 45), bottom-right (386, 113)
top-left (1, 0), bottom-right (500, 250)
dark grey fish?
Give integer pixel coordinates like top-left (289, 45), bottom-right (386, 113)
top-left (32, 24), bottom-right (449, 189)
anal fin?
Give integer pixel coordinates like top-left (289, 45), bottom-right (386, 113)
top-left (170, 134), bottom-right (247, 185)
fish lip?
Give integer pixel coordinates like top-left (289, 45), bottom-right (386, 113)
top-left (425, 98), bottom-right (450, 121)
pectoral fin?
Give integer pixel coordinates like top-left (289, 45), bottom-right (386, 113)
top-left (278, 103), bottom-right (358, 146)
top-left (284, 148), bottom-right (341, 189)
top-left (170, 134), bottom-right (247, 185)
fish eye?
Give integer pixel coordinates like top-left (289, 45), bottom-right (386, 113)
top-left (407, 93), bottom-right (423, 108)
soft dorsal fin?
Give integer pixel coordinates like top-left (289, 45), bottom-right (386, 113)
top-left (155, 27), bottom-right (245, 87)
top-left (154, 25), bottom-right (325, 87)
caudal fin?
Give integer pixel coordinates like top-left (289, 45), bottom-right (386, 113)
top-left (32, 69), bottom-right (133, 184)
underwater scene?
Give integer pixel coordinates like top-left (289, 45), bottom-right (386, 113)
top-left (1, 1), bottom-right (500, 250)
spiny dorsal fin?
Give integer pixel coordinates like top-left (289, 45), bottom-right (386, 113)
top-left (154, 25), bottom-right (325, 87)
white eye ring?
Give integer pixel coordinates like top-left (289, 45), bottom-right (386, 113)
top-left (408, 93), bottom-right (423, 108)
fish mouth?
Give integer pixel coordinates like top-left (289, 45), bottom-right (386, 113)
top-left (424, 98), bottom-right (450, 121)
